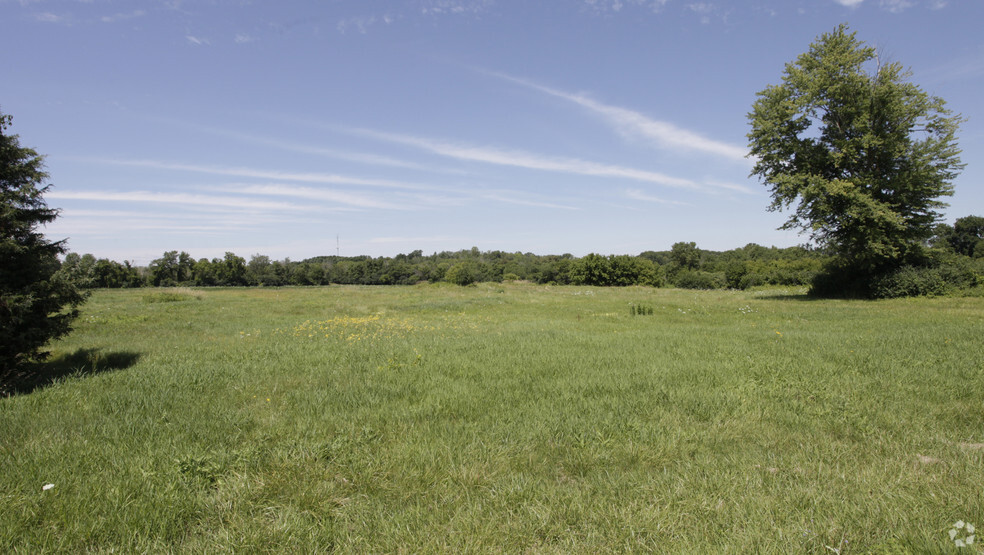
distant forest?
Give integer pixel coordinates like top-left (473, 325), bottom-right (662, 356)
top-left (57, 242), bottom-right (828, 290)
top-left (57, 218), bottom-right (983, 292)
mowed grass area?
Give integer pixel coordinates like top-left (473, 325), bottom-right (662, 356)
top-left (1, 284), bottom-right (983, 552)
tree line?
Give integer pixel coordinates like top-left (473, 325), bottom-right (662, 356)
top-left (58, 243), bottom-right (826, 289)
top-left (58, 214), bottom-right (984, 293)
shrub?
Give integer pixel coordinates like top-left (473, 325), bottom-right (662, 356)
top-left (445, 262), bottom-right (476, 286)
top-left (673, 270), bottom-right (726, 290)
top-left (738, 273), bottom-right (766, 290)
top-left (869, 266), bottom-right (949, 299)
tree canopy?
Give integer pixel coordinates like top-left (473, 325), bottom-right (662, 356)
top-left (747, 24), bottom-right (964, 282)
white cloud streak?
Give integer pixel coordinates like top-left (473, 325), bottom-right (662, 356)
top-left (225, 183), bottom-right (412, 210)
top-left (46, 190), bottom-right (318, 212)
top-left (48, 209), bottom-right (313, 238)
top-left (348, 128), bottom-right (702, 189)
top-left (33, 11), bottom-right (70, 23)
top-left (101, 10), bottom-right (145, 23)
top-left (624, 188), bottom-right (691, 206)
top-left (183, 124), bottom-right (461, 173)
top-left (880, 0), bottom-right (914, 12)
top-left (81, 158), bottom-right (437, 190)
top-left (702, 178), bottom-right (756, 195)
top-left (486, 71), bottom-right (749, 162)
top-left (479, 192), bottom-right (581, 210)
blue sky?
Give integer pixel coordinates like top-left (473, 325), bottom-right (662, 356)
top-left (2, 0), bottom-right (982, 263)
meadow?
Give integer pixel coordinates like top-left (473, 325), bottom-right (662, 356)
top-left (1, 283), bottom-right (982, 552)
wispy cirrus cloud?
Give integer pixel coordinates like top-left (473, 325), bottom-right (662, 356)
top-left (46, 190), bottom-right (318, 213)
top-left (224, 183), bottom-right (413, 211)
top-left (79, 158), bottom-right (437, 190)
top-left (485, 71), bottom-right (749, 162)
top-left (420, 0), bottom-right (494, 16)
top-left (178, 124), bottom-right (462, 174)
top-left (185, 35), bottom-right (210, 46)
top-left (624, 188), bottom-right (691, 206)
top-left (703, 178), bottom-right (755, 195)
top-left (582, 0), bottom-right (670, 14)
top-left (832, 0), bottom-right (925, 10)
top-left (347, 128), bottom-right (702, 189)
top-left (33, 11), bottom-right (71, 24)
top-left (479, 192), bottom-right (581, 210)
top-left (879, 0), bottom-right (914, 12)
top-left (101, 10), bottom-right (145, 23)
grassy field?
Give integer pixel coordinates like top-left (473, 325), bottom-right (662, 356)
top-left (2, 283), bottom-right (983, 552)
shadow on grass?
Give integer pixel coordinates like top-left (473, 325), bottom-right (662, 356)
top-left (0, 348), bottom-right (141, 397)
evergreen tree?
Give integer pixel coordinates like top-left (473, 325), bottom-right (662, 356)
top-left (1, 108), bottom-right (86, 373)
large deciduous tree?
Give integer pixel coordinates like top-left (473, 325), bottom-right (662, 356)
top-left (1, 108), bottom-right (86, 373)
top-left (747, 24), bottom-right (964, 292)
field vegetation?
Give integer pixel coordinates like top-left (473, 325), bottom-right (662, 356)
top-left (2, 284), bottom-right (983, 552)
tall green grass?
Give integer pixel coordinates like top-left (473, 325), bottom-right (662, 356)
top-left (2, 284), bottom-right (982, 552)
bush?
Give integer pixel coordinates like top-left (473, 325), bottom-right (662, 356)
top-left (869, 266), bottom-right (948, 299)
top-left (445, 262), bottom-right (476, 286)
top-left (673, 270), bottom-right (726, 290)
top-left (724, 261), bottom-right (748, 289)
top-left (738, 273), bottom-right (766, 290)
top-left (811, 254), bottom-right (984, 299)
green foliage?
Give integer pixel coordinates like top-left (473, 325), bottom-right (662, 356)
top-left (569, 253), bottom-right (612, 286)
top-left (669, 241), bottom-right (700, 270)
top-left (70, 240), bottom-right (984, 297)
top-left (673, 270), bottom-right (727, 290)
top-left (176, 454), bottom-right (222, 486)
top-left (59, 252), bottom-right (97, 288)
top-left (149, 250), bottom-right (194, 286)
top-left (569, 253), bottom-right (663, 286)
top-left (748, 24), bottom-right (964, 284)
top-left (811, 249), bottom-right (984, 298)
top-left (723, 261), bottom-right (750, 289)
top-left (948, 215), bottom-right (984, 257)
top-left (868, 266), bottom-right (949, 299)
top-left (444, 261), bottom-right (476, 286)
top-left (62, 244), bottom-right (837, 292)
top-left (629, 303), bottom-right (654, 316)
top-left (0, 109), bottom-right (86, 373)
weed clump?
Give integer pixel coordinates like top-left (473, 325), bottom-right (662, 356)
top-left (629, 304), bottom-right (654, 316)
